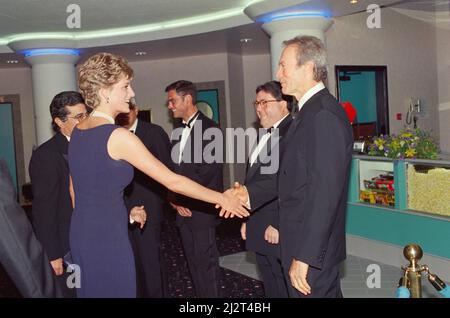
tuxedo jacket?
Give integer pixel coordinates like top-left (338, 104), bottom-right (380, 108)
top-left (124, 120), bottom-right (172, 226)
top-left (171, 111), bottom-right (223, 229)
top-left (29, 132), bottom-right (72, 261)
top-left (244, 115), bottom-right (292, 257)
top-left (248, 88), bottom-right (353, 270)
top-left (0, 159), bottom-right (60, 297)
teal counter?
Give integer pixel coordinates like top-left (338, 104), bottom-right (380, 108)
top-left (346, 156), bottom-right (450, 259)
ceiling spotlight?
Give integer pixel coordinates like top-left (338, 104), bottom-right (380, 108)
top-left (350, 0), bottom-right (358, 3)
top-left (6, 60), bottom-right (18, 64)
top-left (135, 51), bottom-right (147, 56)
top-left (240, 38), bottom-right (252, 43)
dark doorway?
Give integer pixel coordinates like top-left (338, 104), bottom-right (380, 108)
top-left (335, 65), bottom-right (389, 140)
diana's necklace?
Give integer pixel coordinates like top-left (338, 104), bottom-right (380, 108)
top-left (91, 110), bottom-right (115, 124)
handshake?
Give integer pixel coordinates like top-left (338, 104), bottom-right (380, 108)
top-left (215, 182), bottom-right (250, 219)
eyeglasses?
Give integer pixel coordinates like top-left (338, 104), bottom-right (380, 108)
top-left (252, 100), bottom-right (279, 108)
top-left (67, 112), bottom-right (88, 121)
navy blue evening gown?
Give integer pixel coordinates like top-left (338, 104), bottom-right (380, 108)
top-left (68, 124), bottom-right (136, 297)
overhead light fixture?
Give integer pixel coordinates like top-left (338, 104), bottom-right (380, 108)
top-left (6, 60), bottom-right (19, 64)
top-left (240, 38), bottom-right (252, 43)
top-left (135, 51), bottom-right (147, 56)
top-left (350, 0), bottom-right (358, 4)
top-left (257, 11), bottom-right (331, 23)
top-left (21, 48), bottom-right (80, 57)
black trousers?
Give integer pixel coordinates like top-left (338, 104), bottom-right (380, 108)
top-left (179, 224), bottom-right (220, 298)
top-left (255, 253), bottom-right (288, 298)
top-left (129, 223), bottom-right (167, 298)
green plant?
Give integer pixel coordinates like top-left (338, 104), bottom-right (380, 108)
top-left (367, 128), bottom-right (439, 159)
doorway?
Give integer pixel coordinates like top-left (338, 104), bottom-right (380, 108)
top-left (0, 102), bottom-right (18, 194)
top-left (335, 65), bottom-right (389, 140)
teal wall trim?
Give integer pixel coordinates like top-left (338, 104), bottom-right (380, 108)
top-left (348, 158), bottom-right (360, 202)
top-left (394, 160), bottom-right (407, 210)
top-left (346, 203), bottom-right (450, 259)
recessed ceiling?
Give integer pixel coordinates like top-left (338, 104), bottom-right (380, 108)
top-left (0, 0), bottom-right (447, 68)
top-left (79, 23), bottom-right (271, 63)
top-left (0, 0), bottom-right (250, 36)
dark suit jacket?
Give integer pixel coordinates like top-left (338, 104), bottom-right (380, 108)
top-left (247, 88), bottom-right (353, 270)
top-left (29, 132), bottom-right (72, 261)
top-left (124, 120), bottom-right (172, 225)
top-left (0, 159), bottom-right (60, 297)
top-left (244, 115), bottom-right (292, 257)
top-left (171, 111), bottom-right (223, 229)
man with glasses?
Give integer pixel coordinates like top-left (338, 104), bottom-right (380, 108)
top-left (241, 81), bottom-right (292, 297)
top-left (29, 91), bottom-right (87, 297)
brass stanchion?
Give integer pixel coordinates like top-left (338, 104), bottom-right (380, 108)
top-left (399, 243), bottom-right (450, 298)
top-left (402, 244), bottom-right (423, 298)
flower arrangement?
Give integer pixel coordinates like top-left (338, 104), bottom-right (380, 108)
top-left (367, 128), bottom-right (439, 159)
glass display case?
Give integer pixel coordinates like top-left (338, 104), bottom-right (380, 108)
top-left (406, 160), bottom-right (450, 217)
top-left (346, 155), bottom-right (450, 260)
top-left (358, 159), bottom-right (394, 207)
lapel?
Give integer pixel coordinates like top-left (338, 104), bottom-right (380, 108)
top-left (245, 115), bottom-right (293, 181)
top-left (134, 120), bottom-right (144, 139)
top-left (55, 132), bottom-right (69, 165)
top-left (283, 88), bottom-right (327, 146)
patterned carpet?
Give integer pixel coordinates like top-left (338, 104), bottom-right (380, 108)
top-left (0, 208), bottom-right (264, 298)
top-left (163, 210), bottom-right (264, 298)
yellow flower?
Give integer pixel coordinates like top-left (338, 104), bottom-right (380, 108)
top-left (405, 148), bottom-right (416, 158)
top-left (374, 139), bottom-right (385, 147)
top-left (401, 132), bottom-right (413, 138)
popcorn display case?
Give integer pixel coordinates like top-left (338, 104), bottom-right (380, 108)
top-left (346, 155), bottom-right (450, 268)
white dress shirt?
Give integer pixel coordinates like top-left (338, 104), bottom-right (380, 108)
top-left (129, 118), bottom-right (138, 133)
top-left (178, 112), bottom-right (199, 164)
top-left (296, 82), bottom-right (325, 112)
top-left (249, 114), bottom-right (289, 167)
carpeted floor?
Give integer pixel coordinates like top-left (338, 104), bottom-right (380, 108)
top-left (163, 210), bottom-right (264, 298)
top-left (0, 208), bottom-right (264, 298)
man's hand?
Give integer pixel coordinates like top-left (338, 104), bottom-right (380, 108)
top-left (215, 188), bottom-right (249, 218)
top-left (130, 205), bottom-right (147, 229)
top-left (170, 202), bottom-right (192, 217)
top-left (219, 182), bottom-right (249, 218)
top-left (240, 222), bottom-right (247, 240)
top-left (289, 259), bottom-right (311, 296)
top-left (264, 225), bottom-right (279, 244)
top-left (50, 258), bottom-right (64, 276)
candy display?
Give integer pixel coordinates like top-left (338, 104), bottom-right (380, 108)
top-left (360, 173), bottom-right (395, 207)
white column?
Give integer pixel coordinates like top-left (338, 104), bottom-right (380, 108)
top-left (262, 17), bottom-right (333, 78)
top-left (25, 53), bottom-right (79, 145)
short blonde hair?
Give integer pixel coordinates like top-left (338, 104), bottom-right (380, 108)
top-left (78, 52), bottom-right (134, 109)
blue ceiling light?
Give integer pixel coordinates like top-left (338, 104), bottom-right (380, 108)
top-left (257, 11), bottom-right (331, 24)
top-left (22, 48), bottom-right (80, 57)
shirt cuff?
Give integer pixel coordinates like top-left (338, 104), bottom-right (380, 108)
top-left (129, 215), bottom-right (135, 224)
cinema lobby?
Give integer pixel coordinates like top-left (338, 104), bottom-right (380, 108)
top-left (0, 0), bottom-right (449, 299)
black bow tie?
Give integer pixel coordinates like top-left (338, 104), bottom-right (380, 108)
top-left (182, 112), bottom-right (199, 128)
top-left (265, 127), bottom-right (274, 134)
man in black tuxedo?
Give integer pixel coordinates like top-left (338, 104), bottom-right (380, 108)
top-left (225, 36), bottom-right (353, 297)
top-left (116, 101), bottom-right (172, 298)
top-left (0, 159), bottom-right (60, 297)
top-left (29, 91), bottom-right (87, 297)
top-left (166, 80), bottom-right (223, 298)
top-left (241, 81), bottom-right (292, 298)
